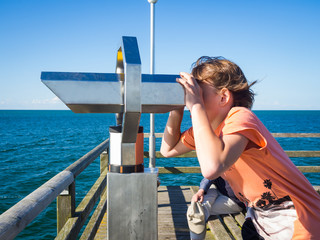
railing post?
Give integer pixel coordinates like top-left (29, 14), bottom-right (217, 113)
top-left (57, 182), bottom-right (75, 233)
top-left (100, 150), bottom-right (109, 174)
top-left (100, 150), bottom-right (108, 199)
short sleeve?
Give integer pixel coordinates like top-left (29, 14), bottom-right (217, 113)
top-left (221, 108), bottom-right (267, 149)
top-left (181, 127), bottom-right (196, 150)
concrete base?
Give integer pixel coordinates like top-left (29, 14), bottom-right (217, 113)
top-left (107, 169), bottom-right (158, 240)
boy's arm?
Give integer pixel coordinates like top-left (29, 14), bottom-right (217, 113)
top-left (178, 72), bottom-right (249, 180)
top-left (192, 106), bottom-right (248, 179)
top-left (192, 178), bottom-right (213, 202)
top-left (199, 178), bottom-right (213, 194)
top-left (160, 108), bottom-right (192, 157)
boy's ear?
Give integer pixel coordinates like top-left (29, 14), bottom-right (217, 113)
top-left (219, 88), bottom-right (232, 106)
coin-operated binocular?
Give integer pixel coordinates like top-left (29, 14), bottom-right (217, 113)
top-left (41, 36), bottom-right (185, 240)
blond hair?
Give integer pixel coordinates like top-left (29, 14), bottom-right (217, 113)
top-left (191, 56), bottom-right (256, 109)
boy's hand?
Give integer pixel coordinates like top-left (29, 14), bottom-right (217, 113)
top-left (176, 72), bottom-right (203, 112)
top-left (192, 189), bottom-right (205, 203)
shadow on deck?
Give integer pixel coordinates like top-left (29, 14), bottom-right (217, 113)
top-left (95, 186), bottom-right (192, 240)
top-left (94, 186), bottom-right (222, 240)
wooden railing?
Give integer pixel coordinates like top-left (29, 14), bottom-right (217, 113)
top-left (0, 133), bottom-right (319, 239)
top-left (0, 140), bottom-right (109, 240)
top-left (148, 132), bottom-right (320, 193)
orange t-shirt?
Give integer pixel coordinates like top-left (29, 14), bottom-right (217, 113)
top-left (181, 107), bottom-right (320, 239)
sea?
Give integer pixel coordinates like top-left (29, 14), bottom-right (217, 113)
top-left (0, 110), bottom-right (319, 239)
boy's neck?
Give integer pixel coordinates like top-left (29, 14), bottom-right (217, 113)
top-left (210, 106), bottom-right (232, 130)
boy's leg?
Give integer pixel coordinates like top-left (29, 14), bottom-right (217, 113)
top-left (207, 194), bottom-right (243, 215)
top-left (187, 202), bottom-right (207, 240)
top-left (187, 188), bottom-right (219, 240)
top-left (189, 229), bottom-right (206, 240)
top-left (188, 188), bottom-right (244, 240)
top-left (241, 218), bottom-right (265, 240)
top-left (203, 188), bottom-right (243, 216)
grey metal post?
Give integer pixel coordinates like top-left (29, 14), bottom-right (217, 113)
top-left (41, 34), bottom-right (185, 240)
top-left (148, 0), bottom-right (158, 168)
top-left (107, 36), bottom-right (158, 240)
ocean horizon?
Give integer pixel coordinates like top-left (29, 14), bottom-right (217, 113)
top-left (0, 109), bottom-right (319, 239)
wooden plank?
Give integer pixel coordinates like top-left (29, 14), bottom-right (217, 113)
top-left (144, 132), bottom-right (320, 138)
top-left (158, 186), bottom-right (193, 202)
top-left (158, 209), bottom-right (187, 214)
top-left (158, 193), bottom-right (192, 202)
top-left (297, 166), bottom-right (320, 172)
top-left (221, 214), bottom-right (242, 240)
top-left (190, 185), bottom-right (199, 195)
top-left (232, 212), bottom-right (246, 226)
top-left (271, 133), bottom-right (320, 138)
top-left (144, 132), bottom-right (163, 138)
top-left (80, 187), bottom-right (107, 240)
top-left (157, 166), bottom-right (320, 174)
top-left (287, 151), bottom-right (320, 158)
top-left (158, 222), bottom-right (189, 229)
top-left (205, 230), bottom-right (216, 240)
top-left (158, 216), bottom-right (188, 223)
top-left (146, 150), bottom-right (320, 159)
top-left (207, 216), bottom-right (232, 240)
top-left (93, 212), bottom-right (107, 240)
top-left (158, 167), bottom-right (201, 174)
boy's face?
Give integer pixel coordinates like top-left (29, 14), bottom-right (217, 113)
top-left (199, 82), bottom-right (221, 122)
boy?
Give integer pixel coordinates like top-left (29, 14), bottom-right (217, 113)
top-left (161, 56), bottom-right (320, 239)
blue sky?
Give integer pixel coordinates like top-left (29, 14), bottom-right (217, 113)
top-left (0, 0), bottom-right (319, 110)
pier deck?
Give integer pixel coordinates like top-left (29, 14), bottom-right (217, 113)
top-left (94, 185), bottom-right (320, 240)
top-left (95, 186), bottom-right (218, 240)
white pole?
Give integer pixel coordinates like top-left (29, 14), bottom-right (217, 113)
top-left (148, 0), bottom-right (158, 168)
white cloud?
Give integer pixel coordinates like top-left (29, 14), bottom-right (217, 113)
top-left (0, 99), bottom-right (13, 105)
top-left (0, 97), bottom-right (68, 110)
